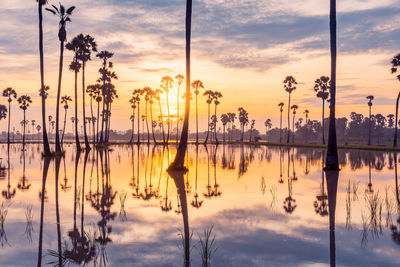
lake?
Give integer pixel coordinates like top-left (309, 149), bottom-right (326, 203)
top-left (0, 144), bottom-right (399, 266)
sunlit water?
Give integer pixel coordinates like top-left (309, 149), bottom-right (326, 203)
top-left (0, 144), bottom-right (399, 267)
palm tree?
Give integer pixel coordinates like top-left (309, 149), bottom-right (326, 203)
top-left (304, 109), bottom-right (309, 124)
top-left (169, 0), bottom-right (192, 170)
top-left (148, 89), bottom-right (158, 143)
top-left (96, 50), bottom-right (115, 144)
top-left (278, 102), bottom-right (284, 143)
top-left (78, 34), bottom-right (97, 149)
top-left (61, 95), bottom-right (72, 146)
top-left (212, 91), bottom-right (222, 144)
top-left (227, 112), bottom-right (236, 141)
top-left (314, 76), bottom-right (330, 145)
top-left (221, 114), bottom-right (229, 143)
top-left (366, 95), bottom-right (374, 145)
top-left (142, 87), bottom-right (153, 144)
top-left (154, 89), bottom-right (166, 143)
top-left (391, 53), bottom-right (400, 147)
top-left (18, 95), bottom-right (32, 148)
top-left (128, 95), bottom-right (138, 144)
top-left (203, 90), bottom-right (214, 144)
top-left (264, 118), bottom-right (272, 141)
top-left (192, 80), bottom-right (204, 143)
top-left (132, 89), bottom-right (143, 144)
top-left (67, 60), bottom-right (82, 151)
top-left (175, 74), bottom-right (184, 143)
top-left (238, 107), bottom-right (249, 141)
top-left (283, 76), bottom-right (297, 143)
top-left (87, 84), bottom-right (101, 143)
top-left (2, 88), bottom-right (17, 145)
top-left (46, 3), bottom-right (75, 154)
top-left (249, 119), bottom-right (255, 142)
top-left (291, 105), bottom-right (298, 143)
top-left (36, 0), bottom-right (51, 156)
top-left (161, 76), bottom-right (173, 143)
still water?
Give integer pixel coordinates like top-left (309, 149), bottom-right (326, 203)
top-left (0, 144), bottom-right (398, 267)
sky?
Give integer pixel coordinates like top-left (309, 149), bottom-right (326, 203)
top-left (0, 0), bottom-right (400, 132)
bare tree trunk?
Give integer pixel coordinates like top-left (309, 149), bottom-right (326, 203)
top-left (55, 40), bottom-right (64, 153)
top-left (287, 93), bottom-right (291, 143)
top-left (82, 63), bottom-right (90, 150)
top-left (204, 103), bottom-right (210, 144)
top-left (74, 68), bottom-right (81, 151)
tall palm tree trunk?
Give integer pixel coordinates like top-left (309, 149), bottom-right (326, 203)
top-left (37, 157), bottom-right (50, 267)
top-left (55, 40), bottom-right (64, 153)
top-left (90, 97), bottom-right (95, 144)
top-left (106, 104), bottom-right (112, 143)
top-left (99, 100), bottom-right (105, 144)
top-left (7, 100), bottom-right (11, 145)
top-left (23, 110), bottom-right (26, 148)
top-left (82, 63), bottom-right (90, 150)
top-left (292, 112), bottom-right (296, 143)
top-left (74, 68), bottom-right (81, 151)
top-left (214, 104), bottom-right (218, 144)
top-left (158, 100), bottom-right (166, 143)
top-left (130, 108), bottom-right (135, 144)
top-left (145, 101), bottom-right (150, 144)
top-left (196, 94), bottom-right (199, 143)
top-left (394, 92), bottom-right (400, 147)
top-left (287, 93), bottom-right (291, 143)
top-left (322, 99), bottom-right (326, 145)
top-left (54, 157), bottom-right (62, 267)
top-left (169, 0), bottom-right (192, 170)
top-left (137, 102), bottom-right (141, 144)
top-left (279, 110), bottom-right (282, 143)
top-left (96, 101), bottom-right (100, 143)
top-left (325, 0), bottom-right (339, 170)
top-left (38, 2), bottom-right (51, 156)
top-left (368, 105), bottom-right (372, 145)
top-left (177, 85), bottom-right (180, 144)
top-left (166, 93), bottom-right (170, 143)
top-left (223, 125), bottom-right (226, 143)
top-left (61, 108), bottom-right (67, 146)
top-left (150, 104), bottom-right (157, 143)
top-left (204, 103), bottom-right (210, 144)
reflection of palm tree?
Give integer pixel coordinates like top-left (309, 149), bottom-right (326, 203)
top-left (326, 170), bottom-right (339, 266)
top-left (192, 80), bottom-right (203, 143)
top-left (212, 145), bottom-right (222, 197)
top-left (366, 157), bottom-right (374, 193)
top-left (283, 148), bottom-right (297, 213)
top-left (17, 149), bottom-right (31, 192)
top-left (314, 156), bottom-right (328, 216)
top-left (167, 169), bottom-right (191, 267)
top-left (37, 158), bottom-right (50, 266)
top-left (2, 148), bottom-right (16, 201)
top-left (278, 148), bottom-right (284, 183)
top-left (204, 145), bottom-right (213, 198)
top-left (54, 157), bottom-right (63, 267)
top-left (191, 145), bottom-right (203, 208)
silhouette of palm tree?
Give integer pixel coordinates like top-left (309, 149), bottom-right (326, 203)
top-left (161, 76), bottom-right (173, 142)
top-left (291, 105), bottom-right (298, 143)
top-left (36, 0), bottom-right (51, 156)
top-left (87, 84), bottom-right (101, 143)
top-left (365, 95), bottom-right (375, 145)
top-left (325, 0), bottom-right (339, 170)
top-left (264, 118), bottom-right (272, 141)
top-left (212, 91), bottom-right (223, 144)
top-left (18, 95), bottom-right (32, 148)
top-left (283, 76), bottom-right (297, 143)
top-left (227, 112), bottom-right (236, 142)
top-left (37, 157), bottom-right (50, 266)
top-left (238, 107), bottom-right (249, 142)
top-left (314, 76), bottom-right (330, 145)
top-left (203, 90), bottom-right (214, 144)
top-left (2, 88), bottom-right (17, 145)
top-left (169, 0), bottom-right (193, 170)
top-left (278, 102), bottom-right (284, 143)
top-left (221, 114), bottom-right (229, 143)
top-left (132, 88), bottom-right (143, 144)
top-left (176, 74), bottom-right (185, 143)
top-left (192, 80), bottom-right (204, 143)
top-left (60, 95), bottom-right (72, 146)
top-left (46, 3), bottom-right (75, 153)
top-left (17, 150), bottom-right (31, 192)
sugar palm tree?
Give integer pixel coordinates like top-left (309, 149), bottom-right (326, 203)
top-left (46, 3), bottom-right (75, 154)
top-left (314, 76), bottom-right (330, 145)
top-left (2, 88), bottom-right (17, 145)
top-left (238, 107), bottom-right (249, 141)
top-left (203, 90), bottom-right (214, 144)
top-left (221, 114), bottom-right (229, 143)
top-left (175, 74), bottom-right (184, 143)
top-left (264, 118), bottom-right (272, 141)
top-left (325, 0), bottom-right (339, 170)
top-left (61, 95), bottom-right (72, 146)
top-left (87, 84), bottom-right (101, 143)
top-left (142, 87), bottom-right (153, 144)
top-left (304, 109), bottom-right (309, 124)
top-left (278, 102), bottom-right (284, 143)
top-left (283, 76), bottom-right (297, 143)
top-left (18, 95), bottom-right (32, 148)
top-left (132, 89), bottom-right (143, 144)
top-left (67, 60), bottom-right (82, 151)
top-left (249, 119), bottom-right (255, 142)
top-left (169, 0), bottom-right (193, 170)
top-left (36, 0), bottom-right (51, 156)
top-left (161, 76), bottom-right (173, 143)
top-left (366, 95), bottom-right (374, 145)
top-left (212, 91), bottom-right (222, 144)
top-left (227, 112), bottom-right (236, 141)
top-left (291, 105), bottom-right (298, 143)
top-left (192, 80), bottom-right (204, 143)
top-left (390, 53), bottom-right (400, 147)
top-left (148, 89), bottom-right (158, 143)
top-left (128, 95), bottom-right (138, 144)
